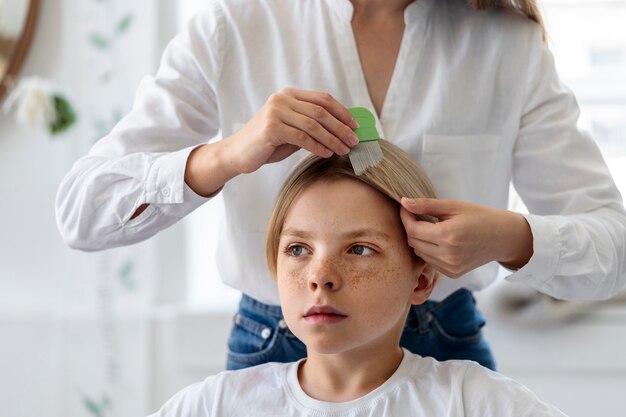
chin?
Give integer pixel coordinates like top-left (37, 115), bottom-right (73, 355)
top-left (303, 335), bottom-right (358, 355)
top-left (307, 344), bottom-right (350, 355)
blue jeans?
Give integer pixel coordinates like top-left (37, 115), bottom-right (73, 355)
top-left (226, 289), bottom-right (496, 371)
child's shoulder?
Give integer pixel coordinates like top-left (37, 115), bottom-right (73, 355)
top-left (209, 360), bottom-right (292, 389)
top-left (406, 353), bottom-right (542, 401)
top-left (404, 351), bottom-right (475, 378)
top-left (176, 361), bottom-right (293, 401)
top-left (149, 362), bottom-right (295, 416)
top-left (194, 363), bottom-right (292, 403)
top-left (404, 351), bottom-right (510, 389)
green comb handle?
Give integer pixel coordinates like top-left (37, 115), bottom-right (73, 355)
top-left (348, 107), bottom-right (380, 142)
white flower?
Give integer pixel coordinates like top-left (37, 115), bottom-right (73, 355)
top-left (3, 77), bottom-right (57, 129)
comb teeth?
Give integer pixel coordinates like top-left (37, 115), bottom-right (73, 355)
top-left (348, 141), bottom-right (384, 176)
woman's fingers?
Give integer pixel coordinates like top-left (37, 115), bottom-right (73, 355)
top-left (400, 204), bottom-right (480, 278)
top-left (399, 206), bottom-right (441, 244)
top-left (264, 88), bottom-right (358, 156)
top-left (418, 255), bottom-right (465, 279)
top-left (279, 125), bottom-right (333, 158)
top-left (288, 97), bottom-right (359, 150)
top-left (401, 197), bottom-right (460, 219)
top-left (288, 88), bottom-right (359, 130)
top-left (400, 199), bottom-right (526, 278)
top-left (406, 237), bottom-right (468, 278)
top-left (282, 105), bottom-right (351, 155)
top-left (227, 88), bottom-right (360, 174)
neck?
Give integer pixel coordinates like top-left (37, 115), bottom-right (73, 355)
top-left (298, 343), bottom-right (404, 402)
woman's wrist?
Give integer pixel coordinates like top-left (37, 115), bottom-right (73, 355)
top-left (184, 140), bottom-right (240, 197)
top-left (497, 211), bottom-right (534, 270)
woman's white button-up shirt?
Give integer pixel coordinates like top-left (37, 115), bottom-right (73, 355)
top-left (56, 0), bottom-right (626, 303)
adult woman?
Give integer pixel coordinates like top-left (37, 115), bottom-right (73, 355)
top-left (56, 0), bottom-right (626, 370)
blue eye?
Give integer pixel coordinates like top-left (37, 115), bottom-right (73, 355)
top-left (289, 245), bottom-right (309, 257)
top-left (350, 245), bottom-right (374, 256)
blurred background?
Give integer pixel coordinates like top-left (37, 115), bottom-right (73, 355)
top-left (0, 0), bottom-right (625, 416)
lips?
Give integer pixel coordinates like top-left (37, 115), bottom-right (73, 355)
top-left (304, 305), bottom-right (347, 325)
top-left (305, 305), bottom-right (347, 317)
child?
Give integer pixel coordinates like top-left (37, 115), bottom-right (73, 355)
top-left (149, 141), bottom-right (567, 416)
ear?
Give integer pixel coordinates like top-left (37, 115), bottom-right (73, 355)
top-left (409, 261), bottom-right (438, 305)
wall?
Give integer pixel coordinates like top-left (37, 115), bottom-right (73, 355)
top-left (0, 1), bottom-right (183, 416)
top-left (0, 0), bottom-right (28, 37)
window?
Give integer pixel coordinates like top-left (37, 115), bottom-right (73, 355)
top-left (542, 0), bottom-right (626, 197)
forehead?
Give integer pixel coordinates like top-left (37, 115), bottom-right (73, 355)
top-left (282, 178), bottom-right (401, 236)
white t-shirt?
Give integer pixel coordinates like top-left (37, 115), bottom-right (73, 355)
top-left (148, 350), bottom-right (567, 417)
top-left (56, 0), bottom-right (626, 303)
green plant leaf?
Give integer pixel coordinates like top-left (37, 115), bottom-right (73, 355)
top-left (83, 397), bottom-right (103, 417)
top-left (118, 260), bottom-right (136, 291)
top-left (50, 95), bottom-right (77, 135)
top-left (89, 33), bottom-right (111, 50)
top-left (116, 15), bottom-right (134, 34)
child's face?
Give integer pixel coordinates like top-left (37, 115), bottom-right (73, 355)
top-left (276, 177), bottom-right (432, 355)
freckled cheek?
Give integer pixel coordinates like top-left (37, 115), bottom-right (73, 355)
top-left (345, 262), bottom-right (398, 290)
top-left (277, 264), bottom-right (308, 290)
top-left (354, 264), bottom-right (410, 326)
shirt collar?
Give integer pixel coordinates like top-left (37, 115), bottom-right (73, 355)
top-left (404, 0), bottom-right (436, 25)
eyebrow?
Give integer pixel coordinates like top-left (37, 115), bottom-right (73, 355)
top-left (281, 228), bottom-right (391, 241)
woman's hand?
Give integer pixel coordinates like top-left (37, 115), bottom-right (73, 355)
top-left (223, 88), bottom-right (359, 173)
top-left (399, 198), bottom-right (534, 278)
top-left (184, 88), bottom-right (359, 197)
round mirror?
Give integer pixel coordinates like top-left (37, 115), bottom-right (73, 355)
top-left (0, 0), bottom-right (39, 100)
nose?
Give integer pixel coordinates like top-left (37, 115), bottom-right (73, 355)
top-left (308, 256), bottom-right (341, 292)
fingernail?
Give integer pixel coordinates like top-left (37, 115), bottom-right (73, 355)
top-left (351, 118), bottom-right (360, 129)
top-left (402, 197), bottom-right (415, 205)
top-left (348, 133), bottom-right (359, 145)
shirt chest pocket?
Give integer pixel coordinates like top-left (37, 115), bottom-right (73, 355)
top-left (420, 134), bottom-right (501, 203)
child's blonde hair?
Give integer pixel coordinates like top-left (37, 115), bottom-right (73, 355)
top-left (266, 140), bottom-right (437, 278)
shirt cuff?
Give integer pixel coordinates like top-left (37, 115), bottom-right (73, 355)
top-left (504, 213), bottom-right (561, 293)
top-left (145, 145), bottom-right (213, 216)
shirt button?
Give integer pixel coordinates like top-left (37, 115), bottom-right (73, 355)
top-left (234, 314), bottom-right (241, 325)
top-left (161, 187), bottom-right (171, 197)
top-left (261, 327), bottom-right (272, 339)
top-left (278, 319), bottom-right (287, 329)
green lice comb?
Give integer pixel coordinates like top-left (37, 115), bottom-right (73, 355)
top-left (348, 107), bottom-right (384, 175)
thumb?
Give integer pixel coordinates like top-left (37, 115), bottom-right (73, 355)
top-left (400, 197), bottom-right (457, 218)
